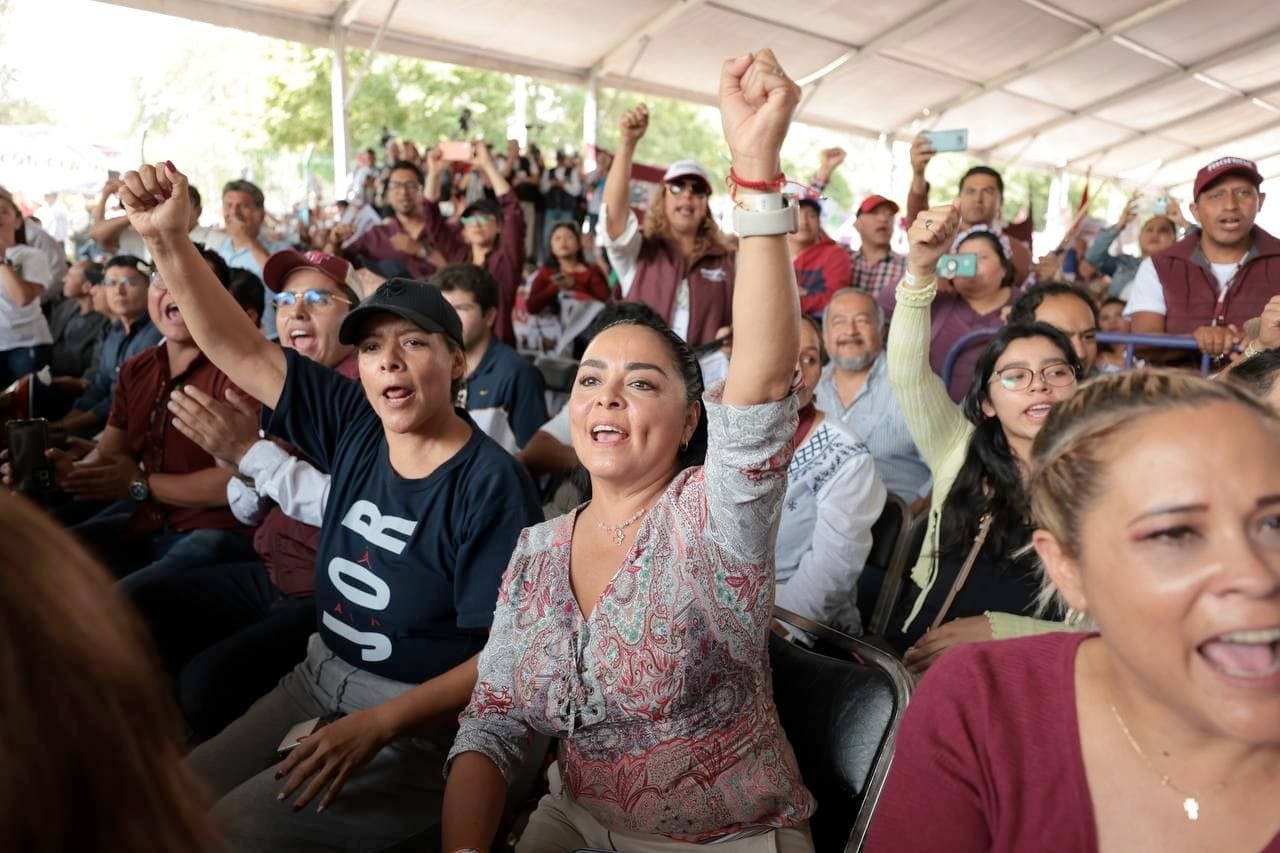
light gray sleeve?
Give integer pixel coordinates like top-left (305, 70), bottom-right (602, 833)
top-left (237, 440), bottom-right (330, 527)
top-left (702, 386), bottom-right (799, 565)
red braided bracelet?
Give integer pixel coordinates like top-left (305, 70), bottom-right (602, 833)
top-left (727, 167), bottom-right (786, 191)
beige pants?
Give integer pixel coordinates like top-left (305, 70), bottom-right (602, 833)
top-left (516, 762), bottom-right (815, 853)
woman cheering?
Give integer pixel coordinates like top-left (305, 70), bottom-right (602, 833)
top-left (442, 49), bottom-right (816, 852)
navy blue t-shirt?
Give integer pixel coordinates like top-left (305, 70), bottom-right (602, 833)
top-left (267, 349), bottom-right (543, 683)
top-left (463, 339), bottom-right (548, 450)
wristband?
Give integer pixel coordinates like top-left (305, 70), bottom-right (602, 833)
top-left (732, 199), bottom-right (799, 238)
top-left (903, 270), bottom-right (936, 289)
top-left (727, 168), bottom-right (786, 192)
top-left (734, 191), bottom-right (785, 212)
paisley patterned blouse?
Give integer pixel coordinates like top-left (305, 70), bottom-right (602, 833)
top-left (448, 390), bottom-right (815, 842)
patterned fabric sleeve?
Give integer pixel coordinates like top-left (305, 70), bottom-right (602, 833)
top-left (446, 532), bottom-right (535, 783)
top-left (702, 385), bottom-right (799, 565)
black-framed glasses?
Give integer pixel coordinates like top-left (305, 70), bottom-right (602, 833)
top-left (989, 362), bottom-right (1077, 392)
top-left (271, 289), bottom-right (352, 308)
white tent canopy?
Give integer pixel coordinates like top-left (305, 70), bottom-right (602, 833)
top-left (94, 0), bottom-right (1280, 195)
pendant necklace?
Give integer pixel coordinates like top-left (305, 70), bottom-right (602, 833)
top-left (1110, 702), bottom-right (1228, 821)
top-left (594, 503), bottom-right (649, 545)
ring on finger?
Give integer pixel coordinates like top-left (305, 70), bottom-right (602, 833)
top-left (925, 219), bottom-right (934, 229)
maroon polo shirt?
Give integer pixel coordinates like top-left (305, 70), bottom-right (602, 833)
top-left (108, 345), bottom-right (252, 537)
top-left (342, 210), bottom-right (438, 280)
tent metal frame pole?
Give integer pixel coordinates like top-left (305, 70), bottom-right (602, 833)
top-left (584, 69), bottom-right (600, 166)
top-left (330, 25), bottom-right (350, 199)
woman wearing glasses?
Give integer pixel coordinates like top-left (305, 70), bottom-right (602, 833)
top-left (887, 202), bottom-right (1082, 673)
top-left (598, 105), bottom-right (735, 348)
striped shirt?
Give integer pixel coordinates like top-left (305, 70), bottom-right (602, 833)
top-left (850, 249), bottom-right (908, 299)
top-left (814, 355), bottom-right (932, 502)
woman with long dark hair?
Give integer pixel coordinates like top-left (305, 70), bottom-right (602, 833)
top-left (525, 222), bottom-right (610, 315)
top-left (888, 202), bottom-right (1082, 672)
top-left (0, 191), bottom-right (55, 387)
top-left (441, 48), bottom-right (816, 852)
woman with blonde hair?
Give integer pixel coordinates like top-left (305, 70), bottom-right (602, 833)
top-left (0, 491), bottom-right (216, 853)
top-left (598, 106), bottom-right (734, 348)
top-left (868, 370), bottom-right (1280, 851)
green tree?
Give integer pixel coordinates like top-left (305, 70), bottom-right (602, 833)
top-left (0, 0), bottom-right (51, 124)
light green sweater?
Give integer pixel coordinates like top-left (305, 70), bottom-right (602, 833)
top-left (887, 276), bottom-right (1061, 640)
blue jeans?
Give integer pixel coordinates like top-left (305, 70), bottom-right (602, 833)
top-left (72, 511), bottom-right (256, 589)
top-left (0, 343), bottom-right (51, 390)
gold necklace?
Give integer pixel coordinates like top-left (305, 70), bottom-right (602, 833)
top-left (594, 503), bottom-right (649, 545)
top-left (1109, 702), bottom-right (1228, 822)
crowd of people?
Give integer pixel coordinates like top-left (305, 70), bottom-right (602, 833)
top-left (1, 38), bottom-right (1279, 853)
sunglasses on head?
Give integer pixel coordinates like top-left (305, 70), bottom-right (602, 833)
top-left (461, 214), bottom-right (496, 225)
top-left (271, 289), bottom-right (352, 308)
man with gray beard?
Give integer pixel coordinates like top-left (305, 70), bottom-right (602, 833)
top-left (814, 287), bottom-right (931, 511)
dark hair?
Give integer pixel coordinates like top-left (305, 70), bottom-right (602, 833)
top-left (82, 261), bottom-right (104, 286)
top-left (104, 254), bottom-right (149, 277)
top-left (956, 230), bottom-right (1015, 288)
top-left (800, 314), bottom-right (828, 366)
top-left (221, 179), bottom-right (264, 209)
top-left (193, 244), bottom-right (231, 287)
top-left (387, 160), bottom-right (425, 186)
top-left (433, 262), bottom-right (497, 314)
top-left (1008, 282), bottom-right (1099, 328)
top-left (938, 322), bottom-right (1082, 561)
top-left (1226, 349), bottom-right (1280, 399)
top-left (585, 302), bottom-right (707, 471)
top-left (546, 222), bottom-right (586, 271)
top-left (0, 192), bottom-right (25, 245)
top-left (959, 165), bottom-right (1004, 197)
top-left (797, 197), bottom-right (822, 215)
top-left (1101, 296), bottom-right (1126, 311)
top-left (187, 183), bottom-right (202, 211)
top-left (228, 268), bottom-right (265, 319)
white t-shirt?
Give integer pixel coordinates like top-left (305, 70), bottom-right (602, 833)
top-left (0, 245), bottom-right (53, 350)
top-left (1124, 256), bottom-right (1240, 317)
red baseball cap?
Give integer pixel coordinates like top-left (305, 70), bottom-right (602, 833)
top-left (857, 194), bottom-right (900, 216)
top-left (1192, 156), bottom-right (1263, 199)
top-left (262, 249), bottom-right (356, 293)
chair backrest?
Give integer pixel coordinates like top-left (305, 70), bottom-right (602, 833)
top-left (867, 512), bottom-right (929, 638)
top-left (771, 606), bottom-right (912, 853)
top-left (856, 493), bottom-right (909, 631)
top-left (534, 355), bottom-right (579, 393)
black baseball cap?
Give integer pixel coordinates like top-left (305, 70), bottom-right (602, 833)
top-left (338, 277), bottom-right (464, 348)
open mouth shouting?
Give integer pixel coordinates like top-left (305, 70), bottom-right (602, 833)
top-left (589, 422), bottom-right (629, 446)
top-left (1198, 626), bottom-right (1280, 685)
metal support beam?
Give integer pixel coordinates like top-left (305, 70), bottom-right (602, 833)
top-left (1069, 80), bottom-right (1280, 170)
top-left (986, 23), bottom-right (1280, 156)
top-left (583, 69), bottom-right (600, 166)
top-left (330, 26), bottom-right (350, 198)
top-left (345, 0), bottom-right (401, 108)
top-left (338, 0), bottom-right (371, 27)
top-left (911, 0), bottom-right (1187, 131)
top-left (590, 0), bottom-right (707, 75)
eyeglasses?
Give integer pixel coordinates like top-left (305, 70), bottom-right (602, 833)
top-left (461, 214), bottom-right (495, 226)
top-left (667, 181), bottom-right (709, 198)
top-left (387, 180), bottom-right (422, 192)
top-left (105, 275), bottom-right (146, 288)
top-left (989, 362), bottom-right (1077, 392)
top-left (271, 289), bottom-right (352, 308)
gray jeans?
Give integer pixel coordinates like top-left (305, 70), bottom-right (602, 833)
top-left (188, 634), bottom-right (449, 852)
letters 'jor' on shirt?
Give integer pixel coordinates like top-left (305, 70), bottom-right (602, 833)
top-left (266, 349), bottom-right (543, 683)
top-left (449, 387), bottom-right (816, 843)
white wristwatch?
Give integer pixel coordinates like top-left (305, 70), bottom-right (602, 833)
top-left (732, 193), bottom-right (799, 237)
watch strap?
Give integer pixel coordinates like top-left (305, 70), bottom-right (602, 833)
top-left (732, 200), bottom-right (799, 237)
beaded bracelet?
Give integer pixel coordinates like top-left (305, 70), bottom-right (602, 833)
top-left (727, 167), bottom-right (787, 192)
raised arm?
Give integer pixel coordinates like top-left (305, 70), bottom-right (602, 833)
top-left (887, 202), bottom-right (972, 471)
top-left (720, 49), bottom-right (802, 406)
top-left (120, 163), bottom-right (286, 408)
top-left (603, 105), bottom-right (647, 242)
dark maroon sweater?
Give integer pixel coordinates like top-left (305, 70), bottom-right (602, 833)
top-left (866, 632), bottom-right (1280, 852)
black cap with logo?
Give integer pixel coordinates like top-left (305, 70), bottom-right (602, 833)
top-left (338, 277), bottom-right (464, 348)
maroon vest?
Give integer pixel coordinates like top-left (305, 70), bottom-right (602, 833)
top-left (624, 234), bottom-right (734, 347)
top-left (1152, 228), bottom-right (1280, 335)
